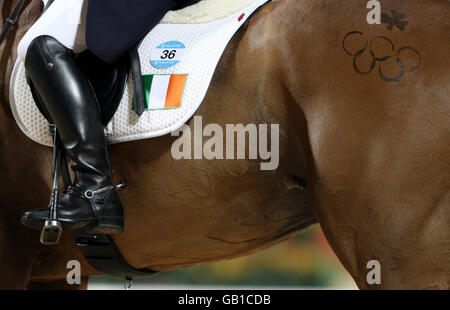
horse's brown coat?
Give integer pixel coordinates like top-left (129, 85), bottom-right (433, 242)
top-left (0, 0), bottom-right (448, 289)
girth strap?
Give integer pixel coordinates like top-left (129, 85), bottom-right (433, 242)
top-left (73, 229), bottom-right (159, 279)
top-left (129, 46), bottom-right (146, 116)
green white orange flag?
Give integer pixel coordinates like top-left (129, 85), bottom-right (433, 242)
top-left (141, 74), bottom-right (188, 110)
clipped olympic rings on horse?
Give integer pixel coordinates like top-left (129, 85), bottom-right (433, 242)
top-left (343, 31), bottom-right (368, 56)
top-left (379, 58), bottom-right (406, 82)
top-left (353, 48), bottom-right (377, 75)
top-left (397, 46), bottom-right (422, 72)
top-left (343, 31), bottom-right (422, 82)
top-left (378, 46), bottom-right (421, 82)
top-left (369, 36), bottom-right (395, 61)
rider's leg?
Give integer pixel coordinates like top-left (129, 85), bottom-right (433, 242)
top-left (21, 35), bottom-right (125, 234)
top-left (17, 0), bottom-right (88, 64)
top-left (19, 0), bottom-right (124, 234)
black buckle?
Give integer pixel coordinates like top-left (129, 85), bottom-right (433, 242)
top-left (5, 18), bottom-right (15, 26)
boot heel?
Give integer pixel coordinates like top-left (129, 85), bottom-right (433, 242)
top-left (89, 216), bottom-right (124, 235)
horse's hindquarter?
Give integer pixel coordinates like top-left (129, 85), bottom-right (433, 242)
top-left (278, 0), bottom-right (449, 288)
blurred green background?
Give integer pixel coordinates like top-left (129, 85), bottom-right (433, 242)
top-left (89, 225), bottom-right (357, 289)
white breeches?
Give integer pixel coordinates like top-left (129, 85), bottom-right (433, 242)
top-left (17, 0), bottom-right (88, 64)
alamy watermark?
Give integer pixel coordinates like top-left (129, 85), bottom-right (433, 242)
top-left (366, 260), bottom-right (381, 285)
top-left (66, 260), bottom-right (81, 285)
top-left (366, 0), bottom-right (382, 25)
top-left (171, 116), bottom-right (280, 171)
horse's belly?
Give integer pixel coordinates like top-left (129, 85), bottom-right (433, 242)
top-left (109, 139), bottom-right (314, 270)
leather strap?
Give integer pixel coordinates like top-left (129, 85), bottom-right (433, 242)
top-left (73, 228), bottom-right (159, 278)
top-left (0, 0), bottom-right (26, 46)
top-left (129, 46), bottom-right (146, 116)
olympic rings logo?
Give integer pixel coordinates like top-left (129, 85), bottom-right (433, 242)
top-left (343, 31), bottom-right (421, 82)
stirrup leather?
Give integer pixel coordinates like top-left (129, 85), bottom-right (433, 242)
top-left (40, 125), bottom-right (69, 245)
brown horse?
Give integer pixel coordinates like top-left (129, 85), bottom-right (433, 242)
top-left (0, 0), bottom-right (449, 290)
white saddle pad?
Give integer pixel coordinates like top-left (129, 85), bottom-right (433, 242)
top-left (10, 0), bottom-right (269, 147)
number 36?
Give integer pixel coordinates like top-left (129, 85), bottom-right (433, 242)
top-left (161, 50), bottom-right (177, 60)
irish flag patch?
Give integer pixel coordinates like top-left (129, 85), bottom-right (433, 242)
top-left (140, 74), bottom-right (188, 110)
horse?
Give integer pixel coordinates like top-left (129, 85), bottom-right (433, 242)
top-left (0, 0), bottom-right (448, 290)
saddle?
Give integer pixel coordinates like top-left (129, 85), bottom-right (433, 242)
top-left (28, 1), bottom-right (207, 125)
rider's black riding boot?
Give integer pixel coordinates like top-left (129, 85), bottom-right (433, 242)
top-left (21, 35), bottom-right (124, 234)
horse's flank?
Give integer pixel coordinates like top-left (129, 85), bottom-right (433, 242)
top-left (0, 0), bottom-right (449, 289)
